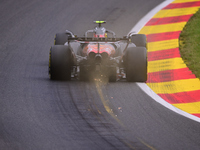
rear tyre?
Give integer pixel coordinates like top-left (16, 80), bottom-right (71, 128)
top-left (79, 66), bottom-right (89, 81)
top-left (109, 67), bottom-right (117, 82)
top-left (54, 33), bottom-right (69, 45)
top-left (131, 34), bottom-right (146, 48)
top-left (49, 45), bottom-right (72, 80)
top-left (124, 47), bottom-right (147, 82)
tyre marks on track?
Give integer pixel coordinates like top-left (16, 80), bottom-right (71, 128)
top-left (139, 0), bottom-right (200, 117)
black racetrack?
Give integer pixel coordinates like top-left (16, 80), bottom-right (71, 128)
top-left (1, 0), bottom-right (200, 149)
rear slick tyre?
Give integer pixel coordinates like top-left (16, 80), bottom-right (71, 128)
top-left (49, 45), bottom-right (72, 80)
top-left (131, 34), bottom-right (146, 48)
top-left (125, 47), bottom-right (147, 82)
top-left (109, 67), bottom-right (117, 82)
top-left (54, 33), bottom-right (68, 45)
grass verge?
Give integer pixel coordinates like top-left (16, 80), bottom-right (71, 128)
top-left (179, 9), bottom-right (200, 79)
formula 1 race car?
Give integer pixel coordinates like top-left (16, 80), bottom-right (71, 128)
top-left (49, 21), bottom-right (147, 82)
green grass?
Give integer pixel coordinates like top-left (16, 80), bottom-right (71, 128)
top-left (179, 9), bottom-right (200, 79)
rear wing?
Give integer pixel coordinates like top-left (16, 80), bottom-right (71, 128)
top-left (68, 37), bottom-right (130, 43)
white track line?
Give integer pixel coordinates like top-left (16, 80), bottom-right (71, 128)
top-left (130, 0), bottom-right (200, 123)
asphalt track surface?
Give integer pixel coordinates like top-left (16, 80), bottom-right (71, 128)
top-left (1, 0), bottom-right (200, 149)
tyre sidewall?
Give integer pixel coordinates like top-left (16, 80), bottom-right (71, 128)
top-left (54, 33), bottom-right (69, 45)
top-left (49, 45), bottom-right (72, 80)
top-left (131, 34), bottom-right (146, 48)
top-left (124, 47), bottom-right (147, 82)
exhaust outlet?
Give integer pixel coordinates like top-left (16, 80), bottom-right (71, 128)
top-left (95, 54), bottom-right (102, 63)
top-left (88, 52), bottom-right (96, 59)
top-left (101, 52), bottom-right (108, 59)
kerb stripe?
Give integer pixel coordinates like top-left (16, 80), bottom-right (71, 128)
top-left (147, 31), bottom-right (181, 42)
top-left (148, 48), bottom-right (180, 61)
top-left (145, 15), bottom-right (192, 26)
top-left (164, 1), bottom-right (200, 9)
top-left (147, 68), bottom-right (196, 83)
top-left (159, 90), bottom-right (200, 104)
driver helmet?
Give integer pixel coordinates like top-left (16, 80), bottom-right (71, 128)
top-left (94, 26), bottom-right (107, 38)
